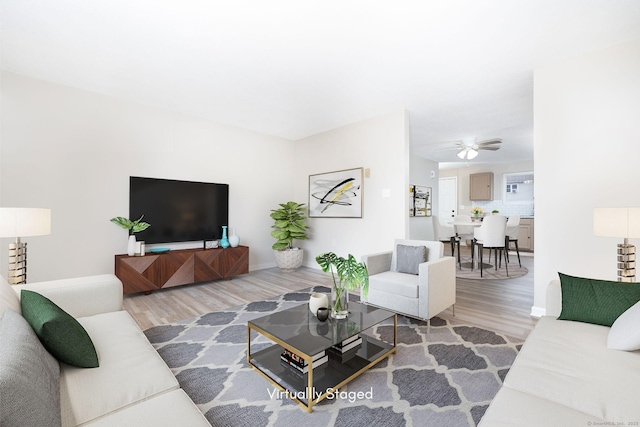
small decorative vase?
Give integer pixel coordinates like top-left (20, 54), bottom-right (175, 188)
top-left (127, 235), bottom-right (136, 256)
top-left (316, 308), bottom-right (330, 322)
top-left (228, 228), bottom-right (240, 248)
top-left (331, 286), bottom-right (349, 319)
top-left (220, 226), bottom-right (230, 248)
top-left (309, 293), bottom-right (329, 316)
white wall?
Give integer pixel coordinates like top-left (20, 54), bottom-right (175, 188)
top-left (0, 72), bottom-right (295, 281)
top-left (293, 110), bottom-right (409, 267)
top-left (409, 154), bottom-right (440, 240)
top-left (533, 39), bottom-right (640, 315)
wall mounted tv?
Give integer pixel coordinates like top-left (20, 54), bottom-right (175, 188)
top-left (129, 176), bottom-right (229, 245)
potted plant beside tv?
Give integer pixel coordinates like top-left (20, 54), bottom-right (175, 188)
top-left (270, 201), bottom-right (309, 272)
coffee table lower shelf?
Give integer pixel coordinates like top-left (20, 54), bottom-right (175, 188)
top-left (249, 335), bottom-right (395, 412)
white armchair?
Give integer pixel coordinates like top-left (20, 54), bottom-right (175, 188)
top-left (361, 239), bottom-right (456, 323)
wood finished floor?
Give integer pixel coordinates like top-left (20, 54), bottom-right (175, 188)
top-left (124, 247), bottom-right (536, 340)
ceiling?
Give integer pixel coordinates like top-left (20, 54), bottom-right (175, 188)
top-left (2, 1), bottom-right (640, 168)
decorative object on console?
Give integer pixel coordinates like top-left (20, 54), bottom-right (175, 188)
top-left (0, 207), bottom-right (51, 285)
top-left (110, 215), bottom-right (151, 256)
top-left (594, 207), bottom-right (640, 282)
top-left (220, 225), bottom-right (230, 248)
top-left (309, 167), bottom-right (363, 218)
top-left (315, 252), bottom-right (369, 319)
top-left (228, 228), bottom-right (240, 247)
top-left (308, 292), bottom-right (329, 316)
top-left (271, 201), bottom-right (309, 272)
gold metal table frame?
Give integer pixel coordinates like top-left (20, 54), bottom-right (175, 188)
top-left (247, 302), bottom-right (397, 412)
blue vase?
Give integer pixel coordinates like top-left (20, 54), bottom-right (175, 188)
top-left (220, 226), bottom-right (230, 248)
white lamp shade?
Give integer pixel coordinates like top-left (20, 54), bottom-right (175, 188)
top-left (0, 208), bottom-right (51, 238)
top-left (594, 207), bottom-right (640, 239)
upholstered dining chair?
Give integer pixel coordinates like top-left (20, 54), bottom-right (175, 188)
top-left (472, 215), bottom-right (508, 277)
top-left (452, 214), bottom-right (475, 268)
top-left (432, 216), bottom-right (456, 256)
top-left (505, 215), bottom-right (521, 267)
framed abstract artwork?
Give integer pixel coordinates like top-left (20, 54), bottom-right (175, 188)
top-left (409, 185), bottom-right (432, 217)
top-left (309, 167), bottom-right (363, 218)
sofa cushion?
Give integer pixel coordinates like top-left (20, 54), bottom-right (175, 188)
top-left (608, 300), bottom-right (640, 351)
top-left (369, 271), bottom-right (419, 298)
top-left (21, 290), bottom-right (99, 368)
top-left (60, 310), bottom-right (179, 426)
top-left (0, 276), bottom-right (21, 316)
top-left (502, 316), bottom-right (640, 421)
top-left (557, 272), bottom-right (640, 326)
top-left (83, 389), bottom-right (210, 427)
top-left (0, 309), bottom-right (61, 427)
top-left (396, 244), bottom-right (427, 275)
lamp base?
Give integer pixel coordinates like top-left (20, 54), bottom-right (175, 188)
top-left (617, 243), bottom-right (636, 282)
top-left (8, 238), bottom-right (27, 285)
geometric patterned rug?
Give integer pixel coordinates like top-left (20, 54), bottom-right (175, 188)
top-left (144, 286), bottom-right (523, 427)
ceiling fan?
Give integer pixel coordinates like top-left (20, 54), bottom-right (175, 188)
top-left (455, 137), bottom-right (502, 160)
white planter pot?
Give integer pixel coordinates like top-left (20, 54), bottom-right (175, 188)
top-left (274, 248), bottom-right (304, 272)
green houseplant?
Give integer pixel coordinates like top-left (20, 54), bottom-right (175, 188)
top-left (270, 201), bottom-right (309, 271)
top-left (315, 252), bottom-right (369, 319)
top-left (110, 215), bottom-right (151, 256)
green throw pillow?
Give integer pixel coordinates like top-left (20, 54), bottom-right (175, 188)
top-left (557, 273), bottom-right (640, 327)
top-left (21, 290), bottom-right (99, 368)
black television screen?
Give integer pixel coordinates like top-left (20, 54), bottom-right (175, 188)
top-left (129, 176), bottom-right (229, 244)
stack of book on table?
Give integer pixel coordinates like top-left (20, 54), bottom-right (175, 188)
top-left (280, 349), bottom-right (328, 375)
top-left (328, 335), bottom-right (363, 363)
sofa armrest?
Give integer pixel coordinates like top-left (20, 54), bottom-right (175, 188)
top-left (418, 256), bottom-right (456, 319)
top-left (546, 280), bottom-right (562, 317)
top-left (13, 274), bottom-right (124, 318)
top-left (362, 252), bottom-right (392, 276)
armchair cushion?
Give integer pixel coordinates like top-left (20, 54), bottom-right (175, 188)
top-left (369, 271), bottom-right (420, 298)
top-left (396, 244), bottom-right (427, 275)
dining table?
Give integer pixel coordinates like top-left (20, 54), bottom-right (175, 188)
top-left (448, 220), bottom-right (493, 270)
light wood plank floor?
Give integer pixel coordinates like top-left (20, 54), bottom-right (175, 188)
top-left (124, 248), bottom-right (536, 340)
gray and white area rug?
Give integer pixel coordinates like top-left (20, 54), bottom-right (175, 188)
top-left (144, 287), bottom-right (523, 427)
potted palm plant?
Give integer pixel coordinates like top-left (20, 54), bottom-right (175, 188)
top-left (315, 252), bottom-right (369, 319)
top-left (270, 201), bottom-right (309, 272)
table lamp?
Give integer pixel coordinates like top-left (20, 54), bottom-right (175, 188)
top-left (0, 207), bottom-right (51, 284)
top-left (594, 207), bottom-right (640, 282)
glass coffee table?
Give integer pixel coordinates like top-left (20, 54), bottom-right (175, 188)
top-left (247, 301), bottom-right (397, 412)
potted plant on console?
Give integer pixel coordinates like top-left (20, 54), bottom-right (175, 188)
top-left (110, 215), bottom-right (151, 256)
top-left (270, 201), bottom-right (309, 272)
top-left (315, 252), bottom-right (369, 319)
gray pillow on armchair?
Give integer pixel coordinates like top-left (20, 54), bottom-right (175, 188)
top-left (396, 244), bottom-right (428, 275)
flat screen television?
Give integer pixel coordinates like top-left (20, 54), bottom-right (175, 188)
top-left (129, 176), bottom-right (229, 244)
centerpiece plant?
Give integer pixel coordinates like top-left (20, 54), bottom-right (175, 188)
top-left (470, 206), bottom-right (485, 219)
top-left (315, 252), bottom-right (369, 319)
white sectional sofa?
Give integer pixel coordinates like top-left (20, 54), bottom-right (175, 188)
top-left (480, 280), bottom-right (640, 426)
top-left (0, 274), bottom-right (209, 427)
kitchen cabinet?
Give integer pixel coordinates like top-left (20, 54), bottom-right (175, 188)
top-left (518, 218), bottom-right (534, 251)
top-left (470, 172), bottom-right (493, 201)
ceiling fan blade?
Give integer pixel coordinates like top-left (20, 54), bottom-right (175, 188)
top-left (476, 138), bottom-right (502, 146)
top-left (478, 146), bottom-right (500, 151)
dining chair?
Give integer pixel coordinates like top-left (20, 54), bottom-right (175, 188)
top-left (505, 215), bottom-right (521, 267)
top-left (432, 216), bottom-right (456, 256)
top-left (472, 215), bottom-right (508, 277)
top-left (453, 214), bottom-right (475, 268)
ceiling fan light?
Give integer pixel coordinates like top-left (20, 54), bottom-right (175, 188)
top-left (467, 149), bottom-right (478, 159)
top-left (457, 149), bottom-right (467, 159)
